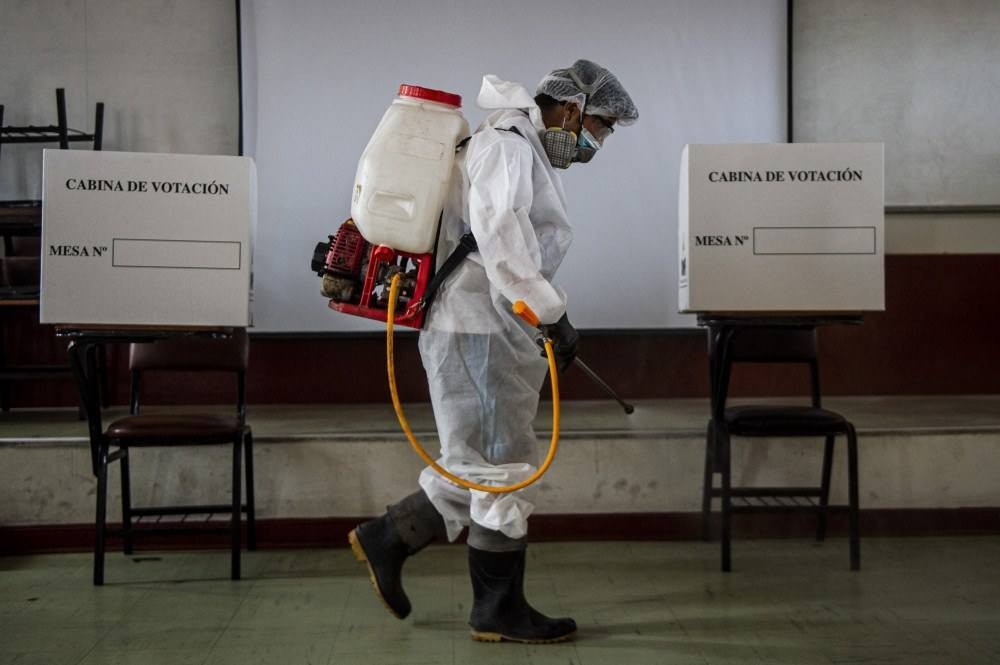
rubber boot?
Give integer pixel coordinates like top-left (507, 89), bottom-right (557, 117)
top-left (348, 491), bottom-right (445, 620)
top-left (468, 546), bottom-right (577, 643)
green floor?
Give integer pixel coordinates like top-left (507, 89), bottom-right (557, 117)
top-left (2, 537), bottom-right (999, 664)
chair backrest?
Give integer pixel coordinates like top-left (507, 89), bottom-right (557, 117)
top-left (10, 235), bottom-right (41, 256)
top-left (130, 328), bottom-right (249, 372)
top-left (0, 256), bottom-right (40, 287)
top-left (128, 329), bottom-right (249, 419)
top-left (711, 326), bottom-right (822, 417)
top-left (725, 327), bottom-right (818, 363)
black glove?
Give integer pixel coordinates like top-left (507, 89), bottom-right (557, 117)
top-left (540, 312), bottom-right (579, 373)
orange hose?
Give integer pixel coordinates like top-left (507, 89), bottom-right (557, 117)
top-left (386, 273), bottom-right (560, 494)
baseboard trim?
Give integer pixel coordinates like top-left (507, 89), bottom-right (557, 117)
top-left (2, 508), bottom-right (998, 555)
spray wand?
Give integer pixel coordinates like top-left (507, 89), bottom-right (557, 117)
top-left (512, 302), bottom-right (635, 415)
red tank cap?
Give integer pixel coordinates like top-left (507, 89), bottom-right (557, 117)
top-left (398, 84), bottom-right (462, 108)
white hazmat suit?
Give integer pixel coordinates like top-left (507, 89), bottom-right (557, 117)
top-left (417, 75), bottom-right (573, 541)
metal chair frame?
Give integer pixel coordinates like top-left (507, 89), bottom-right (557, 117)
top-left (701, 324), bottom-right (860, 572)
top-left (83, 331), bottom-right (256, 585)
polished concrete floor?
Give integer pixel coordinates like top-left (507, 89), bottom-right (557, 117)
top-left (2, 537), bottom-right (999, 664)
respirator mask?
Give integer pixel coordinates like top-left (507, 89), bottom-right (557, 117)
top-left (541, 123), bottom-right (579, 170)
top-left (540, 90), bottom-right (601, 168)
top-left (541, 124), bottom-right (601, 168)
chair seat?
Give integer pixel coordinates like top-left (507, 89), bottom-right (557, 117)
top-left (724, 405), bottom-right (848, 436)
top-left (107, 414), bottom-right (244, 442)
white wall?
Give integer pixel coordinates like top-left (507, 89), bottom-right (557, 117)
top-left (793, 0), bottom-right (1000, 208)
top-left (4, 2), bottom-right (998, 264)
top-left (793, 0), bottom-right (1000, 255)
top-left (0, 0), bottom-right (239, 201)
top-left (243, 0), bottom-right (788, 332)
top-left (886, 213), bottom-right (1000, 254)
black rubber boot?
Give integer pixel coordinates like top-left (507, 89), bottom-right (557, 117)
top-left (348, 514), bottom-right (412, 619)
top-left (468, 546), bottom-right (577, 644)
top-left (348, 491), bottom-right (446, 620)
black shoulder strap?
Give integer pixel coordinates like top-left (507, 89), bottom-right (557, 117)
top-left (419, 232), bottom-right (477, 312)
top-left (421, 126), bottom-right (528, 312)
top-left (455, 125), bottom-right (525, 153)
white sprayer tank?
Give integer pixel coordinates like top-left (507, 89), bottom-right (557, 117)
top-left (351, 84), bottom-right (469, 254)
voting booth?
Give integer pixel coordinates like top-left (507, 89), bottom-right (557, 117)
top-left (40, 150), bottom-right (255, 327)
top-left (678, 143), bottom-right (884, 313)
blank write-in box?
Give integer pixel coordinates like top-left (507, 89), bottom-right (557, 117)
top-left (753, 226), bottom-right (876, 255)
top-left (112, 239), bottom-right (242, 269)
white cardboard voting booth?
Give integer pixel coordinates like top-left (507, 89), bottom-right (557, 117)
top-left (41, 150), bottom-right (255, 327)
top-left (678, 143), bottom-right (884, 313)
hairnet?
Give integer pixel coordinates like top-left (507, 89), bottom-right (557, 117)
top-left (536, 59), bottom-right (638, 125)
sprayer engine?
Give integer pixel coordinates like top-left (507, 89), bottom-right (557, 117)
top-left (311, 219), bottom-right (433, 329)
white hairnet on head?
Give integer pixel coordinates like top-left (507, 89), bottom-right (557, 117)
top-left (536, 59), bottom-right (639, 125)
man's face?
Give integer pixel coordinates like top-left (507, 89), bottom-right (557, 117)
top-left (582, 114), bottom-right (616, 146)
top-left (561, 103), bottom-right (615, 147)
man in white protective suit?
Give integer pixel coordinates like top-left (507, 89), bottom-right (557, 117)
top-left (348, 59), bottom-right (638, 644)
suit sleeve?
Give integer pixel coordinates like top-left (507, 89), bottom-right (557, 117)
top-left (465, 135), bottom-right (566, 324)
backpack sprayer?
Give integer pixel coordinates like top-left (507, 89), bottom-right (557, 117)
top-left (310, 84), bottom-right (632, 494)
